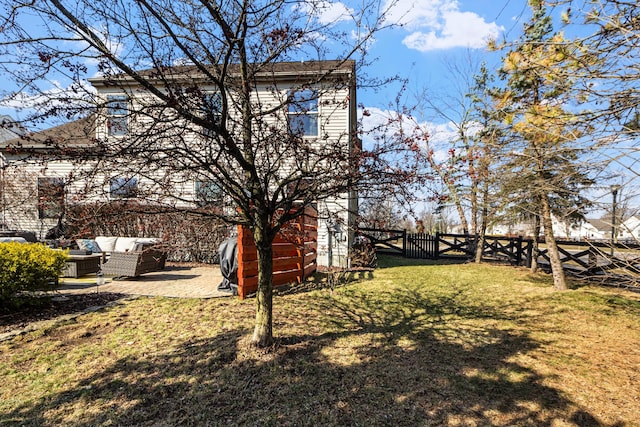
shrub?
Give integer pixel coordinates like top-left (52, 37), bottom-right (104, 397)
top-left (0, 242), bottom-right (67, 309)
top-left (350, 236), bottom-right (378, 269)
top-left (66, 201), bottom-right (230, 264)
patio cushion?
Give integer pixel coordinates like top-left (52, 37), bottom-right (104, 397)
top-left (135, 237), bottom-right (160, 245)
top-left (95, 236), bottom-right (118, 253)
top-left (76, 238), bottom-right (102, 253)
top-left (0, 237), bottom-right (27, 243)
top-left (114, 237), bottom-right (140, 253)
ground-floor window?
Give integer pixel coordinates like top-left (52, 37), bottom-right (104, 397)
top-left (110, 177), bottom-right (138, 199)
top-left (37, 177), bottom-right (65, 219)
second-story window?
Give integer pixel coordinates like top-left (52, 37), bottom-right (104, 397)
top-left (199, 92), bottom-right (222, 138)
top-left (288, 89), bottom-right (318, 137)
top-left (110, 177), bottom-right (138, 199)
top-left (107, 95), bottom-right (129, 136)
top-left (203, 92), bottom-right (222, 125)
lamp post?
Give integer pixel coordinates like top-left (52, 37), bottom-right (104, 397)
top-left (610, 184), bottom-right (621, 257)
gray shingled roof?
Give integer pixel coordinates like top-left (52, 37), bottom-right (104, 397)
top-left (1, 115), bottom-right (96, 150)
top-left (586, 218), bottom-right (611, 231)
top-left (89, 59), bottom-right (356, 87)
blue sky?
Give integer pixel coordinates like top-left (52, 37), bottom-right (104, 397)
top-left (358, 0), bottom-right (529, 106)
top-left (0, 0), bottom-right (528, 123)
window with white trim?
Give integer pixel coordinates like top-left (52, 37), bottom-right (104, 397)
top-left (199, 92), bottom-right (222, 138)
top-left (195, 180), bottom-right (222, 206)
top-left (110, 177), bottom-right (138, 199)
top-left (288, 89), bottom-right (318, 137)
top-left (107, 95), bottom-right (129, 136)
top-left (37, 177), bottom-right (64, 219)
top-left (203, 92), bottom-right (222, 125)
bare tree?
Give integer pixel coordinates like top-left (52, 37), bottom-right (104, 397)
top-left (467, 62), bottom-right (504, 263)
top-left (0, 0), bottom-right (411, 347)
top-left (555, 0), bottom-right (640, 211)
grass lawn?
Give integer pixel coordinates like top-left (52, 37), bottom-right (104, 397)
top-left (1, 257), bottom-right (639, 426)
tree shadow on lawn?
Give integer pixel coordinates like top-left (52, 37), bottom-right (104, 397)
top-left (377, 254), bottom-right (468, 269)
top-left (3, 286), bottom-right (620, 426)
top-left (275, 269), bottom-right (376, 297)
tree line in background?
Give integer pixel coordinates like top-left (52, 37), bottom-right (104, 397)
top-left (360, 0), bottom-right (640, 291)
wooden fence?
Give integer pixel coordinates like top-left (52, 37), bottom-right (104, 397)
top-left (357, 227), bottom-right (406, 256)
top-left (236, 207), bottom-right (318, 299)
top-left (358, 229), bottom-right (531, 265)
top-left (358, 227), bottom-right (640, 286)
top-left (536, 239), bottom-right (640, 283)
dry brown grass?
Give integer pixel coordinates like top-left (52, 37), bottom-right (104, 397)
top-left (1, 257), bottom-right (639, 426)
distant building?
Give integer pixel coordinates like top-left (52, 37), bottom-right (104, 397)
top-left (460, 215), bottom-right (638, 241)
top-left (0, 115), bottom-right (26, 142)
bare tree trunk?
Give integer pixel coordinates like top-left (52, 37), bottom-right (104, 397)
top-left (470, 173), bottom-right (478, 235)
top-left (454, 200), bottom-right (469, 235)
top-left (541, 194), bottom-right (567, 290)
top-left (530, 214), bottom-right (540, 273)
top-left (252, 222), bottom-right (274, 347)
top-left (474, 179), bottom-right (489, 263)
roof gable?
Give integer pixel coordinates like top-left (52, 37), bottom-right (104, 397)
top-left (1, 115), bottom-right (96, 151)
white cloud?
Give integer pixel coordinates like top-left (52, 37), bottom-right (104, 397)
top-left (359, 107), bottom-right (488, 163)
top-left (359, 106), bottom-right (451, 152)
top-left (383, 0), bottom-right (444, 29)
top-left (0, 80), bottom-right (95, 111)
top-left (298, 1), bottom-right (354, 26)
top-left (383, 0), bottom-right (503, 51)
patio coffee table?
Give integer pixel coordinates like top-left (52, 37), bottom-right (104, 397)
top-left (63, 254), bottom-right (103, 278)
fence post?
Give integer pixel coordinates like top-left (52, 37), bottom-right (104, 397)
top-left (525, 239), bottom-right (533, 268)
top-left (587, 245), bottom-right (598, 273)
top-left (435, 232), bottom-right (440, 259)
top-left (402, 229), bottom-right (407, 258)
top-left (516, 236), bottom-right (523, 266)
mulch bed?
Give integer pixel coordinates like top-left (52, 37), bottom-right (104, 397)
top-left (0, 293), bottom-right (126, 334)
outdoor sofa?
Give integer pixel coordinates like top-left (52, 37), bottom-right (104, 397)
top-left (77, 236), bottom-right (167, 278)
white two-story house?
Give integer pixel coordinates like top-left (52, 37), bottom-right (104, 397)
top-left (0, 60), bottom-right (358, 267)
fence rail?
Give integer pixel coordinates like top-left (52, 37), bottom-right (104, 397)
top-left (357, 227), bottom-right (640, 286)
top-left (357, 227), bottom-right (406, 256)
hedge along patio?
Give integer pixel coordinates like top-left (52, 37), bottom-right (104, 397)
top-left (236, 206), bottom-right (318, 299)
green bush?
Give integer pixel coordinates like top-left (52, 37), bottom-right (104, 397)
top-left (0, 242), bottom-right (68, 309)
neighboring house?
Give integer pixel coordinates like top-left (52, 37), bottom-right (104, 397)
top-left (0, 117), bottom-right (96, 236)
top-left (0, 60), bottom-right (358, 267)
top-left (480, 216), bottom-right (612, 240)
top-left (0, 115), bottom-right (26, 143)
top-left (579, 219), bottom-right (610, 240)
top-left (618, 215), bottom-right (640, 241)
top-left (488, 216), bottom-right (640, 241)
top-left (569, 217), bottom-right (640, 241)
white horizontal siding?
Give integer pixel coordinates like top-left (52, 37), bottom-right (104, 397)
top-left (3, 74), bottom-right (356, 254)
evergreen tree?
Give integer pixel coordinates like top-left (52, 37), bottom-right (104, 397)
top-left (496, 0), bottom-right (595, 289)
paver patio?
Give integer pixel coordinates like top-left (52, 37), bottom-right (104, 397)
top-left (56, 263), bottom-right (231, 298)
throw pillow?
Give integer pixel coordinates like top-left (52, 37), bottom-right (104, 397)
top-left (76, 239), bottom-right (102, 253)
top-left (114, 237), bottom-right (140, 252)
top-left (95, 236), bottom-right (118, 253)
